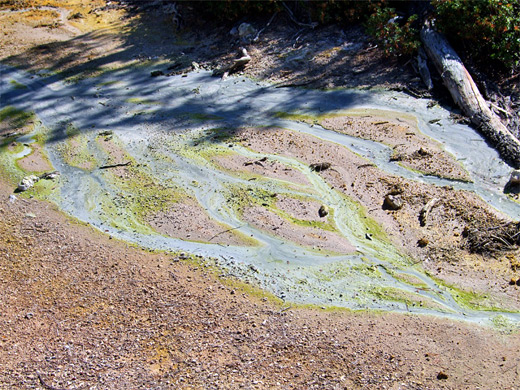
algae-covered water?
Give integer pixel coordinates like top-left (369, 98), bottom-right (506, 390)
top-left (1, 63), bottom-right (519, 327)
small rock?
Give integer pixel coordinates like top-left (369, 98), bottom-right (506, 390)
top-left (417, 147), bottom-right (431, 156)
top-left (238, 22), bottom-right (256, 38)
top-left (151, 70), bottom-right (164, 77)
top-left (9, 194), bottom-right (17, 203)
top-left (507, 169), bottom-right (520, 186)
top-left (67, 12), bottom-right (84, 20)
top-left (179, 252), bottom-right (188, 260)
top-left (17, 175), bottom-right (39, 192)
top-left (310, 162), bottom-right (331, 172)
top-left (383, 194), bottom-right (403, 210)
top-left (98, 130), bottom-right (113, 137)
top-left (437, 371), bottom-right (448, 380)
top-left (191, 62), bottom-right (200, 70)
top-left (40, 171), bottom-right (60, 180)
top-left (24, 312), bottom-right (34, 319)
top-left (318, 205), bottom-right (329, 218)
top-left (418, 237), bottom-right (429, 247)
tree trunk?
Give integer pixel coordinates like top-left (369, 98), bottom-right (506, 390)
top-left (420, 23), bottom-right (520, 168)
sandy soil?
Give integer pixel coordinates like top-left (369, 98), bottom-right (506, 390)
top-left (148, 200), bottom-right (253, 247)
top-left (318, 111), bottom-right (471, 182)
top-left (1, 2), bottom-right (520, 389)
top-left (16, 144), bottom-right (53, 173)
top-left (236, 126), bottom-right (520, 309)
top-left (242, 205), bottom-right (357, 254)
top-left (214, 154), bottom-right (311, 187)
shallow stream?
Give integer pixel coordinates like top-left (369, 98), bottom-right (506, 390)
top-left (2, 63), bottom-right (519, 326)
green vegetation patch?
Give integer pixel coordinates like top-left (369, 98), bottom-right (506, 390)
top-left (9, 79), bottom-right (28, 89)
top-left (431, 275), bottom-right (520, 313)
top-left (188, 113), bottom-right (223, 121)
top-left (225, 184), bottom-right (277, 217)
top-left (0, 106), bottom-right (35, 129)
top-left (390, 272), bottom-right (429, 289)
top-left (126, 97), bottom-right (162, 105)
top-left (369, 286), bottom-right (453, 313)
top-left (490, 315), bottom-right (520, 334)
top-left (18, 175), bottom-right (60, 201)
top-left (55, 122), bottom-right (97, 171)
top-left (274, 111), bottom-right (322, 123)
top-left (97, 80), bottom-right (121, 87)
top-left (313, 262), bottom-right (383, 282)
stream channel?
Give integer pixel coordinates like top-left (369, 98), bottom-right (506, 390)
top-left (2, 63), bottom-right (520, 327)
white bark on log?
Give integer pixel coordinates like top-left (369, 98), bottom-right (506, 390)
top-left (420, 23), bottom-right (520, 168)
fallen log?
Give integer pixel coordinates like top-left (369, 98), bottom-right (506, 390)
top-left (212, 48), bottom-right (251, 79)
top-left (420, 22), bottom-right (520, 168)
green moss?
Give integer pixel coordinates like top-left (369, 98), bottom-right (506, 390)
top-left (490, 315), bottom-right (520, 334)
top-left (18, 175), bottom-right (60, 201)
top-left (224, 185), bottom-right (277, 217)
top-left (86, 178), bottom-right (154, 236)
top-left (369, 286), bottom-right (453, 312)
top-left (188, 113), bottom-right (223, 121)
top-left (388, 271), bottom-right (429, 289)
top-left (62, 66), bottom-right (118, 84)
top-left (9, 79), bottom-right (27, 89)
top-left (6, 142), bottom-right (25, 154)
top-left (0, 106), bottom-right (35, 128)
top-left (312, 263), bottom-right (383, 282)
top-left (126, 97), bottom-right (162, 105)
top-left (99, 159), bottom-right (184, 230)
top-left (55, 123), bottom-right (97, 171)
top-left (271, 198), bottom-right (336, 232)
top-left (431, 276), bottom-right (519, 313)
top-left (32, 129), bottom-right (47, 145)
top-left (97, 80), bottom-right (121, 87)
top-left (274, 111), bottom-right (322, 123)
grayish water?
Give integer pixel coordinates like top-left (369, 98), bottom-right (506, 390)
top-left (1, 64), bottom-right (519, 326)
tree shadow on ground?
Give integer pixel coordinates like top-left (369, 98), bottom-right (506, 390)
top-left (0, 2), bottom-right (419, 147)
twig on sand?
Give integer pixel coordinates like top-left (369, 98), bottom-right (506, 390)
top-left (278, 305), bottom-right (292, 314)
top-left (37, 373), bottom-right (67, 390)
top-left (419, 198), bottom-right (439, 226)
top-left (209, 225), bottom-right (245, 241)
top-left (98, 161), bottom-right (131, 170)
top-left (280, 1), bottom-right (317, 29)
top-left (254, 12), bottom-right (278, 42)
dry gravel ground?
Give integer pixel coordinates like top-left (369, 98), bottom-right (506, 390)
top-left (1, 181), bottom-right (520, 390)
top-left (1, 2), bottom-right (520, 389)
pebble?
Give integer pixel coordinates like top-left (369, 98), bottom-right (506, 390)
top-left (318, 205), bottom-right (329, 217)
top-left (17, 175), bottom-right (39, 192)
top-left (150, 70), bottom-right (164, 77)
top-left (507, 169), bottom-right (520, 186)
top-left (384, 194), bottom-right (403, 210)
top-left (418, 238), bottom-right (429, 247)
top-left (437, 371), bottom-right (448, 380)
